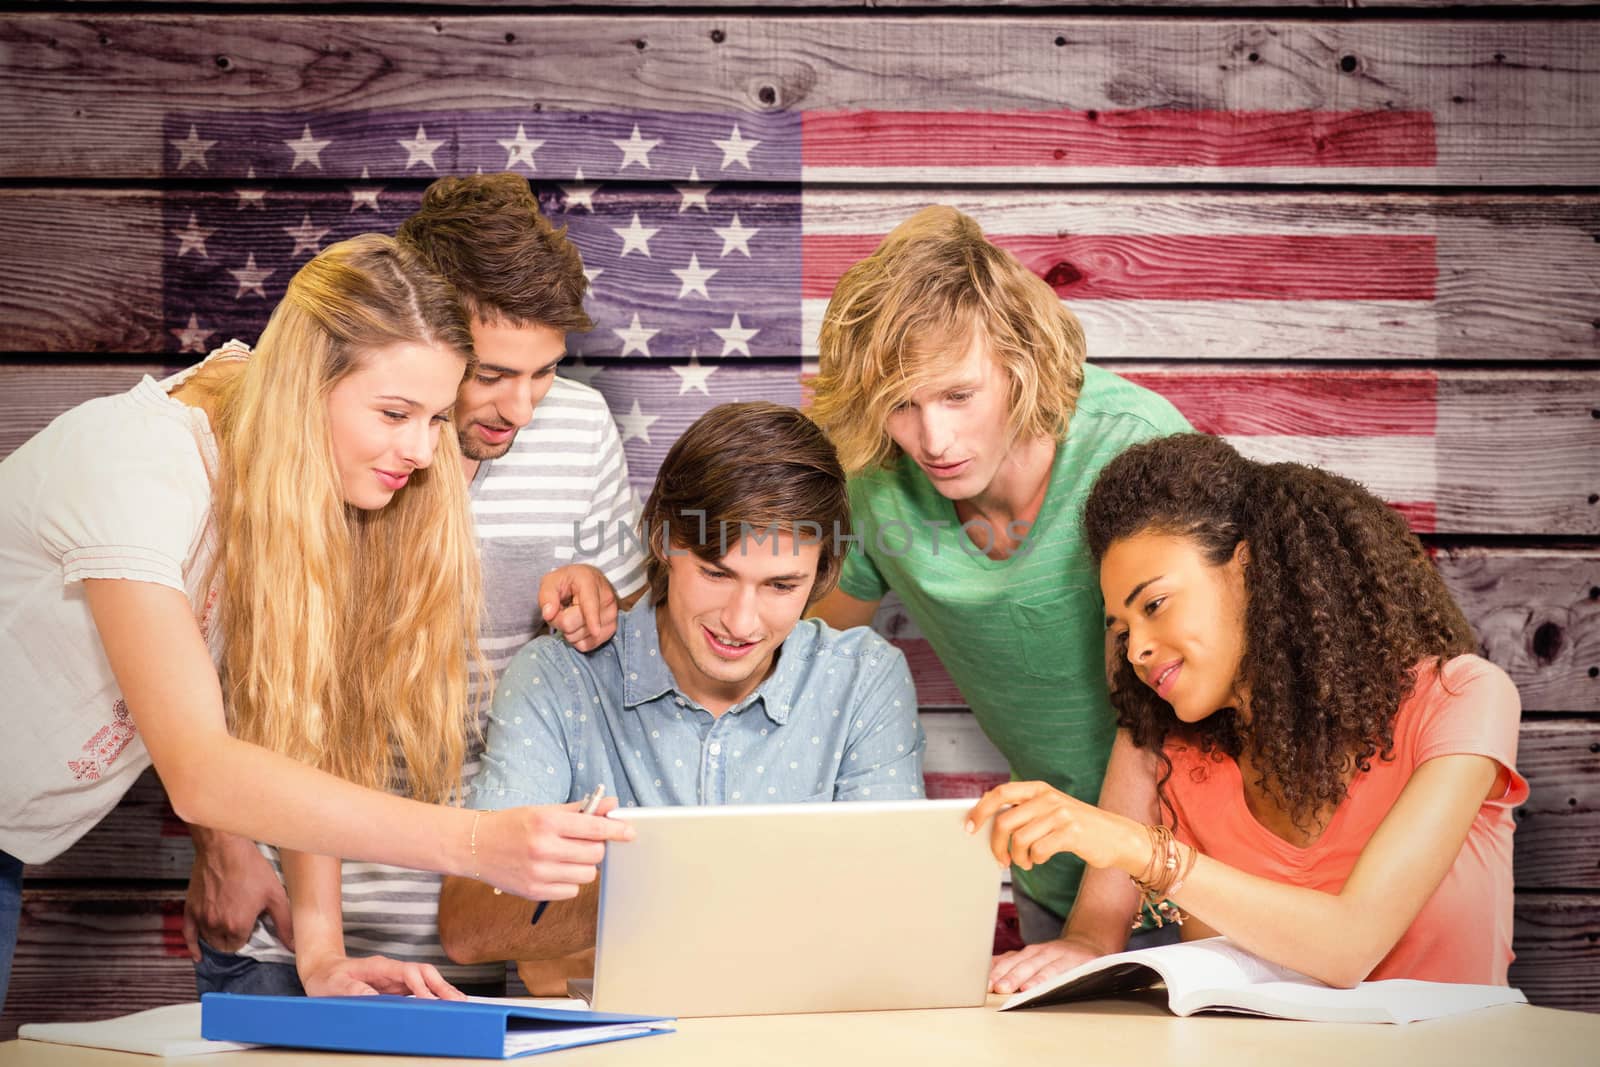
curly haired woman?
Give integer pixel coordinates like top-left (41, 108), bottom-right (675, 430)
top-left (969, 433), bottom-right (1524, 992)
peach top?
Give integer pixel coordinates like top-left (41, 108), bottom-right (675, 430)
top-left (1165, 654), bottom-right (1527, 985)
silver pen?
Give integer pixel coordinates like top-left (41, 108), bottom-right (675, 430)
top-left (531, 784), bottom-right (607, 926)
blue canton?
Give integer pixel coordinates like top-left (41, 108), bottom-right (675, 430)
top-left (470, 599), bottom-right (925, 810)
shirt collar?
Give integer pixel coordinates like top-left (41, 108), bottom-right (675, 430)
top-left (618, 598), bottom-right (816, 726)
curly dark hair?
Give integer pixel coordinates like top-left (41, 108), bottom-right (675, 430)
top-left (1083, 433), bottom-right (1476, 831)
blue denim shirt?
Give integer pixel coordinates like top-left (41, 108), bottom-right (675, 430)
top-left (469, 598), bottom-right (926, 810)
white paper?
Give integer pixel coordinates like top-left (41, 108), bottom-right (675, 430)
top-left (18, 1002), bottom-right (259, 1057)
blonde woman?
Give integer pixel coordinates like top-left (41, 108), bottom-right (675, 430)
top-left (0, 235), bottom-right (629, 1009)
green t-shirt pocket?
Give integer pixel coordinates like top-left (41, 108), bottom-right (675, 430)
top-left (1007, 585), bottom-right (1099, 680)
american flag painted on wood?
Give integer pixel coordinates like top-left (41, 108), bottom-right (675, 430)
top-left (153, 107), bottom-right (1600, 525)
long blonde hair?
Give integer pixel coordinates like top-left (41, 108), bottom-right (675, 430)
top-left (201, 234), bottom-right (484, 804)
top-left (811, 205), bottom-right (1087, 475)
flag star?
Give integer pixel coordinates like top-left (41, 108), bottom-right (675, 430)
top-left (174, 212), bottom-right (216, 258)
top-left (170, 125), bottom-right (217, 171)
top-left (713, 124), bottom-right (760, 170)
top-left (170, 313), bottom-right (214, 354)
top-left (713, 313), bottom-right (759, 357)
top-left (713, 213), bottom-right (759, 257)
top-left (613, 213), bottom-right (661, 257)
top-left (671, 253), bottom-right (718, 299)
top-left (673, 354), bottom-right (717, 396)
top-left (617, 400), bottom-right (661, 445)
top-left (560, 360), bottom-right (607, 387)
top-left (497, 124), bottom-right (545, 171)
top-left (283, 213), bottom-right (331, 258)
top-left (613, 313), bottom-right (659, 357)
top-left (561, 167), bottom-right (598, 212)
top-left (285, 124), bottom-right (332, 170)
top-left (234, 166), bottom-right (267, 210)
top-left (398, 124), bottom-right (445, 170)
top-left (229, 253), bottom-right (273, 300)
top-left (612, 124), bottom-right (662, 170)
top-left (583, 266), bottom-right (603, 287)
top-left (674, 168), bottom-right (713, 213)
top-left (349, 166), bottom-right (384, 212)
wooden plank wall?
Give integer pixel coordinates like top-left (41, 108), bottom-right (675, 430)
top-left (2, 0), bottom-right (1597, 1033)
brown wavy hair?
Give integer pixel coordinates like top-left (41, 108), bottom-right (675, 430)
top-left (640, 402), bottom-right (850, 607)
top-left (1083, 433), bottom-right (1476, 830)
top-left (397, 173), bottom-right (592, 333)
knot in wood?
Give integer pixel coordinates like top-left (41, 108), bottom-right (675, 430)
top-left (1045, 261), bottom-right (1084, 290)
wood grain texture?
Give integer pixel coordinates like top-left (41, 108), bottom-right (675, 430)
top-left (1509, 895), bottom-right (1600, 1013)
top-left (801, 191), bottom-right (1600, 363)
top-left (4, 189), bottom-right (1600, 363)
top-left (881, 545), bottom-right (1600, 712)
top-left (1437, 547), bottom-right (1600, 715)
top-left (1, 16), bottom-right (1597, 184)
top-left (4, 888), bottom-right (191, 1039)
top-left (0, 190), bottom-right (165, 353)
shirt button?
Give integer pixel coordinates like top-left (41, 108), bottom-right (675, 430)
top-left (709, 742), bottom-right (722, 756)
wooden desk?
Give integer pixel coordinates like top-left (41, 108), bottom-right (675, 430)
top-left (2, 994), bottom-right (1596, 1067)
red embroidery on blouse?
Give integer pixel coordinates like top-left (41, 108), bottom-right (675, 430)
top-left (68, 699), bottom-right (139, 781)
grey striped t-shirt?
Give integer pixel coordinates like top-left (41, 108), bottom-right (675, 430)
top-left (237, 375), bottom-right (647, 983)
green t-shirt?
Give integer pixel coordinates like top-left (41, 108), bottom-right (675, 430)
top-left (838, 363), bottom-right (1192, 918)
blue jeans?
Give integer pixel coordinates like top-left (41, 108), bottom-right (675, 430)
top-left (194, 941), bottom-right (507, 998)
top-left (1, 849), bottom-right (23, 1016)
top-left (194, 939), bottom-right (304, 998)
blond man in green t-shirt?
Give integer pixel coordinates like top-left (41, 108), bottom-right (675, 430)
top-left (809, 206), bottom-right (1191, 996)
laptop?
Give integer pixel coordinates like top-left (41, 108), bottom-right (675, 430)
top-left (581, 798), bottom-right (1001, 1018)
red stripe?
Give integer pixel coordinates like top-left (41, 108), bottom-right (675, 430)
top-left (1119, 371), bottom-right (1438, 436)
top-left (802, 109), bottom-right (1437, 169)
top-left (1391, 501), bottom-right (1436, 533)
top-left (802, 234), bottom-right (1437, 301)
top-left (160, 901), bottom-right (190, 958)
top-left (889, 639), bottom-right (964, 707)
top-left (925, 771), bottom-right (1010, 799)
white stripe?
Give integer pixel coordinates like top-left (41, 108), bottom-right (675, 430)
top-left (799, 190), bottom-right (1442, 238)
top-left (477, 474), bottom-right (606, 493)
top-left (802, 165), bottom-right (1436, 185)
top-left (472, 497), bottom-right (589, 515)
top-left (491, 447), bottom-right (606, 466)
top-left (475, 522), bottom-right (591, 539)
top-left (803, 298), bottom-right (1439, 362)
top-left (492, 428), bottom-right (607, 449)
top-left (1226, 434), bottom-right (1437, 501)
top-left (920, 711), bottom-right (1010, 776)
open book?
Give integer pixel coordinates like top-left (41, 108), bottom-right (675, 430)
top-left (999, 937), bottom-right (1526, 1024)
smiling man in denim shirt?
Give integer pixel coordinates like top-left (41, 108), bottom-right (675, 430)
top-left (437, 402), bottom-right (926, 992)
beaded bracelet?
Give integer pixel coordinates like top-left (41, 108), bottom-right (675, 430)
top-left (1129, 823), bottom-right (1197, 930)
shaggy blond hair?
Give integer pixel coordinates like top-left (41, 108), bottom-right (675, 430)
top-left (810, 206), bottom-right (1087, 475)
top-left (195, 234), bottom-right (484, 804)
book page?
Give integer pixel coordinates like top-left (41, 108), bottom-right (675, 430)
top-left (1001, 937), bottom-right (1316, 1011)
top-left (1191, 978), bottom-right (1526, 1025)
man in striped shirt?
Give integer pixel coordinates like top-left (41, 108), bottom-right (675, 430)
top-left (186, 174), bottom-right (648, 997)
